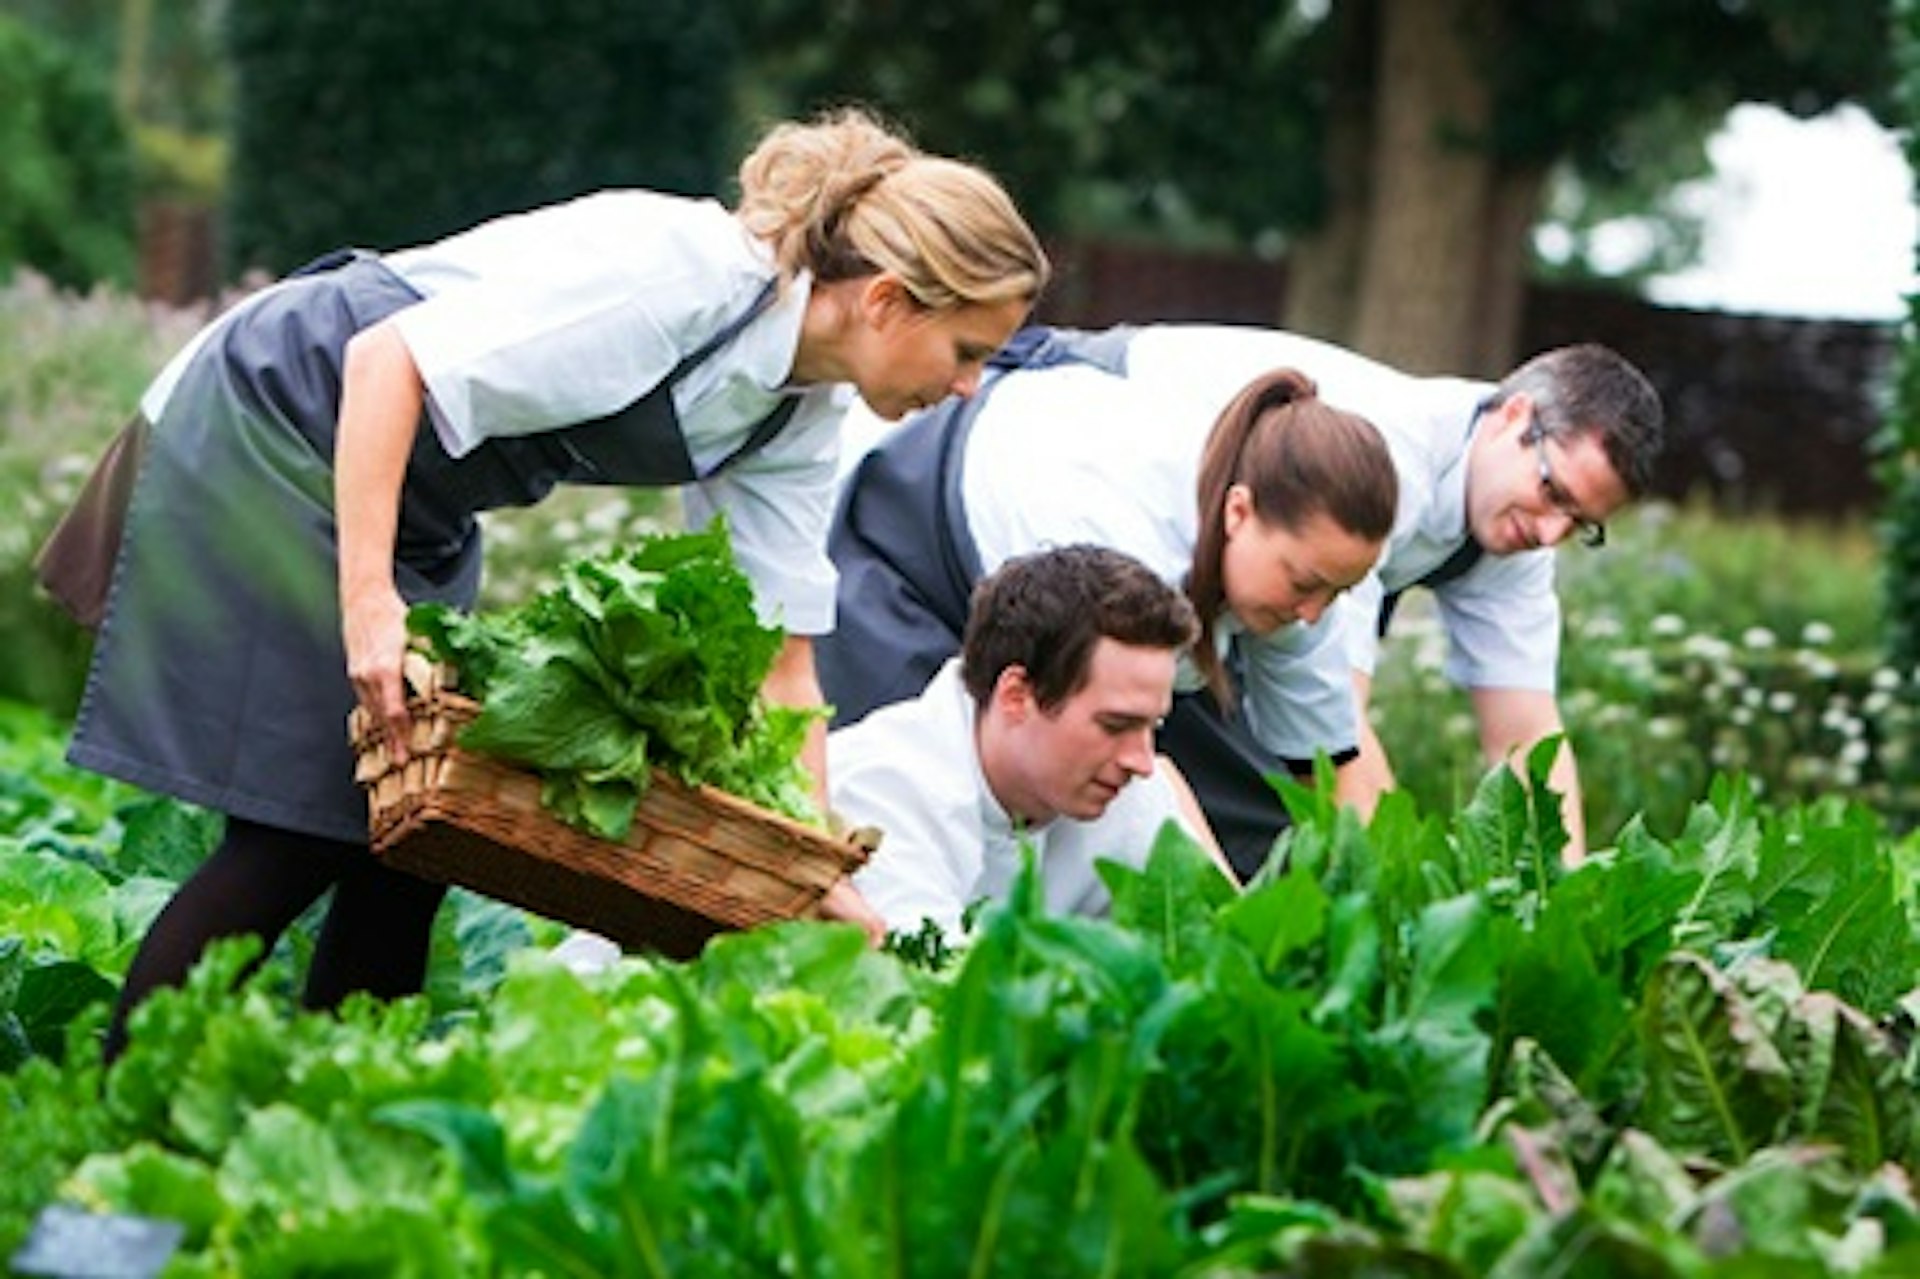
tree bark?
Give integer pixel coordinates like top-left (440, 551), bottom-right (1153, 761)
top-left (1281, 0), bottom-right (1378, 343)
top-left (1350, 0), bottom-right (1497, 374)
top-left (1472, 163), bottom-right (1547, 374)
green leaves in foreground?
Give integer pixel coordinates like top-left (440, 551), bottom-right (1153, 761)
top-left (12, 769), bottom-right (1920, 1275)
top-left (410, 520), bottom-right (822, 836)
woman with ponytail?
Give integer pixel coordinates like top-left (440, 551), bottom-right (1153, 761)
top-left (82, 107), bottom-right (1047, 1060)
top-left (822, 345), bottom-right (1398, 881)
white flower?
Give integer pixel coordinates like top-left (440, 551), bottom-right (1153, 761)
top-left (1800, 621), bottom-right (1835, 647)
top-left (1683, 633), bottom-right (1733, 662)
top-left (1796, 653), bottom-right (1838, 681)
top-left (584, 501), bottom-right (628, 535)
top-left (1650, 613), bottom-right (1687, 638)
top-left (1767, 691), bottom-right (1797, 714)
top-left (1741, 627), bottom-right (1777, 651)
top-left (1872, 667), bottom-right (1903, 692)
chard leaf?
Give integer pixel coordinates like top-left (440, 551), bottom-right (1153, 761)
top-left (1482, 1205), bottom-right (1680, 1278)
top-left (1219, 864), bottom-right (1329, 976)
top-left (1387, 1166), bottom-right (1540, 1273)
top-left (1453, 733), bottom-right (1570, 897)
top-left (1313, 893), bottom-right (1382, 1025)
top-left (1205, 945), bottom-right (1354, 1194)
top-left (1755, 807), bottom-right (1917, 1015)
top-left (1363, 895), bottom-right (1500, 1165)
top-left (1668, 777), bottom-right (1762, 950)
top-left (1494, 902), bottom-right (1633, 1096)
top-left (1501, 1038), bottom-right (1614, 1174)
top-left (1679, 1146), bottom-right (1857, 1262)
top-left (1778, 992), bottom-right (1917, 1170)
top-left (1104, 821), bottom-right (1238, 973)
top-left (1589, 1128), bottom-right (1697, 1226)
top-left (1550, 821), bottom-right (1699, 997)
top-left (1639, 952), bottom-right (1792, 1164)
top-left (1455, 757), bottom-right (1534, 888)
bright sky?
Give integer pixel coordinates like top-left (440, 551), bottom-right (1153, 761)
top-left (1645, 103), bottom-right (1917, 321)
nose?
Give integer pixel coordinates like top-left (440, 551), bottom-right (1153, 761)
top-left (1536, 510), bottom-right (1577, 548)
top-left (1294, 593), bottom-right (1327, 625)
top-left (951, 361), bottom-right (986, 399)
top-left (1117, 727), bottom-right (1156, 777)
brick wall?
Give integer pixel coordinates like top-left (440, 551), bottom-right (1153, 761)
top-left (1036, 240), bottom-right (1898, 519)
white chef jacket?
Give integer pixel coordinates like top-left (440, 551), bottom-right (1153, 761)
top-left (830, 661), bottom-right (1193, 940)
top-left (148, 191), bottom-right (847, 634)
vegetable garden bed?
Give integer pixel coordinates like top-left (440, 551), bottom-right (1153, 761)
top-left (4, 710), bottom-right (1919, 1275)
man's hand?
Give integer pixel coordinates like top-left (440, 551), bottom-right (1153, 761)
top-left (1337, 671), bottom-right (1396, 819)
top-left (817, 876), bottom-right (886, 947)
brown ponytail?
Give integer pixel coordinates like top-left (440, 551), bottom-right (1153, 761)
top-left (1185, 368), bottom-right (1398, 705)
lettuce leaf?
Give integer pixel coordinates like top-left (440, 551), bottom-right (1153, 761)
top-left (410, 521), bottom-right (822, 836)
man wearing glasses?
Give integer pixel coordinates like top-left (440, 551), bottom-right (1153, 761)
top-left (822, 326), bottom-right (1663, 872)
top-left (1319, 340), bottom-right (1661, 863)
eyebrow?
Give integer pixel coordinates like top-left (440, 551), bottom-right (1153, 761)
top-left (1544, 465), bottom-right (1599, 524)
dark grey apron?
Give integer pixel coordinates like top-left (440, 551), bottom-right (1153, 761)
top-left (70, 253), bottom-right (798, 841)
top-left (816, 325), bottom-right (1136, 728)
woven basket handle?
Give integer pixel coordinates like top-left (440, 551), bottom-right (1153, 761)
top-left (401, 646), bottom-right (455, 701)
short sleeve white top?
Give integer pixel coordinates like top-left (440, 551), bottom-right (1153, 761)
top-left (378, 191), bottom-right (847, 633)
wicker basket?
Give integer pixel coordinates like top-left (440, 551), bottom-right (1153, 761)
top-left (349, 659), bottom-right (875, 959)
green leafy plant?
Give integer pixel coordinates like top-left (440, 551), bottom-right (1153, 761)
top-left (410, 521), bottom-right (823, 836)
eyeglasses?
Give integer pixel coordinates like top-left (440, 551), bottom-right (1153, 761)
top-left (1526, 420), bottom-right (1606, 548)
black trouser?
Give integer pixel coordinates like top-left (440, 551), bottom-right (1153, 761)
top-left (103, 817), bottom-right (448, 1062)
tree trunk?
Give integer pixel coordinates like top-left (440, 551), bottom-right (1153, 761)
top-left (1281, 0), bottom-right (1378, 343)
top-left (1350, 0), bottom-right (1497, 374)
top-left (1472, 163), bottom-right (1547, 374)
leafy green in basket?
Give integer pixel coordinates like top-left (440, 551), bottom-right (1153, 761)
top-left (408, 521), bottom-right (822, 838)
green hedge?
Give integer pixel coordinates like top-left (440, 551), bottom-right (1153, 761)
top-left (225, 0), bottom-right (738, 274)
top-left (0, 15), bottom-right (134, 291)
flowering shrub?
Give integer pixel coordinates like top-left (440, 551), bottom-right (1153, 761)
top-left (1372, 502), bottom-right (1913, 844)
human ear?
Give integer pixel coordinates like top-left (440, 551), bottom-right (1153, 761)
top-left (858, 272), bottom-right (913, 329)
top-left (1496, 393), bottom-right (1534, 441)
top-left (991, 665), bottom-right (1034, 722)
top-left (1222, 482), bottom-right (1252, 537)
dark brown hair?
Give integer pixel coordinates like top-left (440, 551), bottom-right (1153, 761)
top-left (1490, 344), bottom-right (1663, 497)
top-left (1185, 368), bottom-right (1398, 704)
top-left (961, 544), bottom-right (1199, 710)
